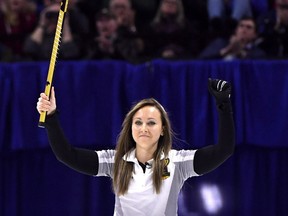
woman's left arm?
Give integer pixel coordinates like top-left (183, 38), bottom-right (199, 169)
top-left (194, 79), bottom-right (235, 175)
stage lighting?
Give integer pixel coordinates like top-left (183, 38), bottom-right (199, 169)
top-left (200, 184), bottom-right (223, 214)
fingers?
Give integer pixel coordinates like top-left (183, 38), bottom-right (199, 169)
top-left (208, 78), bottom-right (232, 102)
top-left (50, 86), bottom-right (55, 101)
top-left (209, 78), bottom-right (230, 92)
top-left (37, 93), bottom-right (51, 114)
top-left (216, 80), bottom-right (228, 92)
top-left (36, 87), bottom-right (56, 115)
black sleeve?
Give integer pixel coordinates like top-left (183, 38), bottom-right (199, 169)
top-left (193, 102), bottom-right (235, 175)
top-left (44, 113), bottom-right (99, 176)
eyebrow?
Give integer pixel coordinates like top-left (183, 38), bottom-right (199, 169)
top-left (133, 117), bottom-right (157, 121)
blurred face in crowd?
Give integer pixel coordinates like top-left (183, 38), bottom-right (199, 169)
top-left (235, 19), bottom-right (257, 43)
top-left (160, 0), bottom-right (178, 16)
top-left (6, 0), bottom-right (25, 12)
top-left (276, 0), bottom-right (288, 25)
top-left (44, 3), bottom-right (60, 33)
top-left (109, 0), bottom-right (131, 17)
top-left (96, 16), bottom-right (118, 37)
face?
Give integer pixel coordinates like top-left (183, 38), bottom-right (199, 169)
top-left (277, 2), bottom-right (288, 25)
top-left (44, 3), bottom-right (60, 32)
top-left (161, 0), bottom-right (178, 16)
top-left (235, 20), bottom-right (256, 42)
top-left (110, 0), bottom-right (130, 17)
top-left (132, 106), bottom-right (163, 153)
top-left (96, 18), bottom-right (118, 36)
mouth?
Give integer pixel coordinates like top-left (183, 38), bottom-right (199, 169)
top-left (139, 135), bottom-right (149, 138)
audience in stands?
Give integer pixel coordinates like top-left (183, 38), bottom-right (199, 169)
top-left (0, 0), bottom-right (37, 61)
top-left (0, 0), bottom-right (286, 62)
top-left (23, 2), bottom-right (79, 60)
top-left (62, 0), bottom-right (90, 57)
top-left (107, 0), bottom-right (145, 63)
top-left (142, 0), bottom-right (202, 59)
top-left (199, 17), bottom-right (266, 60)
top-left (108, 0), bottom-right (136, 32)
top-left (23, 0), bottom-right (89, 60)
top-left (257, 0), bottom-right (288, 58)
top-left (86, 7), bottom-right (146, 63)
top-left (85, 8), bottom-right (120, 60)
top-left (207, 0), bottom-right (253, 39)
top-left (92, 0), bottom-right (159, 33)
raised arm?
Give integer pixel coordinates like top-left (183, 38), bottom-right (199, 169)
top-left (194, 79), bottom-right (235, 175)
top-left (37, 87), bottom-right (99, 175)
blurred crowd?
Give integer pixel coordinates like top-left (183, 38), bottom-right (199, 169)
top-left (1, 0), bottom-right (288, 63)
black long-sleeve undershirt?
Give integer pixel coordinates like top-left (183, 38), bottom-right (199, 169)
top-left (193, 101), bottom-right (235, 175)
top-left (45, 102), bottom-right (234, 176)
top-left (45, 114), bottom-right (99, 176)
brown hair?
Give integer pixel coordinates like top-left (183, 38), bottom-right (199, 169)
top-left (113, 98), bottom-right (173, 195)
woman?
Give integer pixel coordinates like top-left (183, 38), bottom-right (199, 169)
top-left (36, 78), bottom-right (235, 215)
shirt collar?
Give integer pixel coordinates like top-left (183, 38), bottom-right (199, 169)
top-left (122, 148), bottom-right (165, 164)
top-left (122, 149), bottom-right (138, 163)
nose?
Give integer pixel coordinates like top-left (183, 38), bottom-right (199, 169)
top-left (140, 124), bottom-right (148, 133)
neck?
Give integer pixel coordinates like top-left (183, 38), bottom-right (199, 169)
top-left (136, 148), bottom-right (155, 164)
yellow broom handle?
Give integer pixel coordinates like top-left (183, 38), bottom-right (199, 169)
top-left (38, 0), bottom-right (69, 128)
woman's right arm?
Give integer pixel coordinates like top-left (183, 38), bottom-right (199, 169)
top-left (37, 87), bottom-right (99, 175)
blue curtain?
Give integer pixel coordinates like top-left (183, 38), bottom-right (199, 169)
top-left (1, 60), bottom-right (287, 215)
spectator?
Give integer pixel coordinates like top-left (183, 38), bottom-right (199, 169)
top-left (102, 0), bottom-right (159, 31)
top-left (74, 0), bottom-right (104, 35)
top-left (85, 8), bottom-right (120, 60)
top-left (57, 0), bottom-right (90, 57)
top-left (142, 0), bottom-right (202, 60)
top-left (47, 0), bottom-right (90, 57)
top-left (199, 17), bottom-right (266, 60)
top-left (85, 7), bottom-right (145, 63)
top-left (109, 0), bottom-right (136, 32)
top-left (23, 2), bottom-right (79, 60)
top-left (257, 0), bottom-right (288, 58)
top-left (23, 0), bottom-right (87, 60)
top-left (0, 0), bottom-right (37, 61)
top-left (106, 0), bottom-right (146, 63)
top-left (208, 0), bottom-right (253, 39)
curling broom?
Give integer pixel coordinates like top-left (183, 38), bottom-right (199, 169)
top-left (38, 0), bottom-right (69, 128)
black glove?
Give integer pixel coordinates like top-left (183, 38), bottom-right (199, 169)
top-left (208, 78), bottom-right (232, 113)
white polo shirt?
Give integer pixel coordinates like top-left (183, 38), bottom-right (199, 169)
top-left (96, 148), bottom-right (199, 216)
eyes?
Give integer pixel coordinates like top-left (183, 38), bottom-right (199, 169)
top-left (134, 120), bottom-right (156, 126)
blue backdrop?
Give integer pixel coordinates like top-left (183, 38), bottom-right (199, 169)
top-left (0, 60), bottom-right (287, 215)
